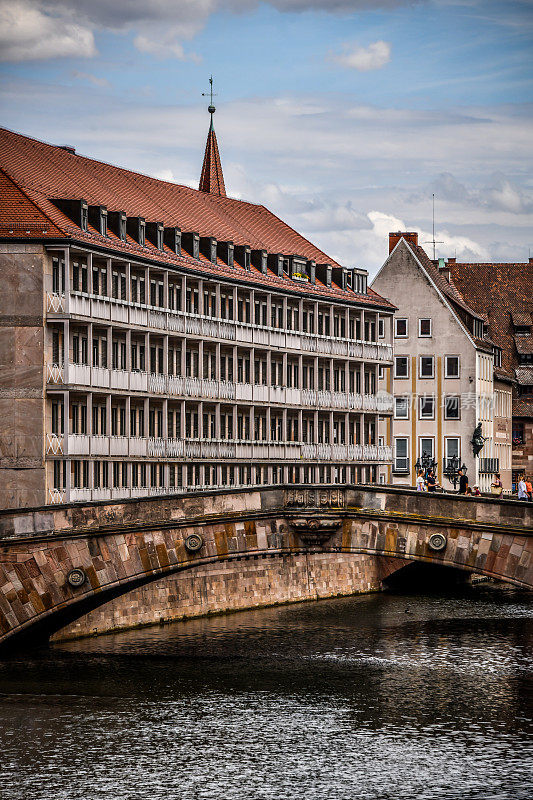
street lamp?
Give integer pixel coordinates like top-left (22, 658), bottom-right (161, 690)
top-left (414, 450), bottom-right (438, 478)
top-left (443, 454), bottom-right (467, 490)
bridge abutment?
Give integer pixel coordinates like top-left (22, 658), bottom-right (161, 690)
top-left (51, 552), bottom-right (406, 642)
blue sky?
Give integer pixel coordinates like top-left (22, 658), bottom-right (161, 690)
top-left (1, 0), bottom-right (532, 272)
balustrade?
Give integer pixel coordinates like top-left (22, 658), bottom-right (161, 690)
top-left (60, 292), bottom-right (392, 361)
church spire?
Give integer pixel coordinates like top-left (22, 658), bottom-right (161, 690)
top-left (199, 76), bottom-right (226, 197)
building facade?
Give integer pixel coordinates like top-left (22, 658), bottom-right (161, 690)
top-left (372, 232), bottom-right (512, 493)
top-left (447, 258), bottom-right (533, 491)
top-left (0, 123), bottom-right (394, 509)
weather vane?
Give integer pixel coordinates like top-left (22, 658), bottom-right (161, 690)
top-left (202, 75), bottom-right (217, 116)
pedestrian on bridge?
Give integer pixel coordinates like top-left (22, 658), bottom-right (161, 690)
top-left (458, 469), bottom-right (468, 495)
top-left (518, 475), bottom-right (528, 500)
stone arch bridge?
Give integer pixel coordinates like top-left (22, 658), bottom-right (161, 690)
top-left (0, 485), bottom-right (531, 650)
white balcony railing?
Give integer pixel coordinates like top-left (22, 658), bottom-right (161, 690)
top-left (63, 292), bottom-right (393, 362)
top-left (46, 433), bottom-right (64, 455)
top-left (46, 292), bottom-right (65, 313)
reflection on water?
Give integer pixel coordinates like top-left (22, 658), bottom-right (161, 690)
top-left (1, 586), bottom-right (532, 800)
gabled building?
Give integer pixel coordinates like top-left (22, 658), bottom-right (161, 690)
top-left (447, 258), bottom-right (533, 489)
top-left (372, 232), bottom-right (512, 492)
top-left (0, 115), bottom-right (395, 509)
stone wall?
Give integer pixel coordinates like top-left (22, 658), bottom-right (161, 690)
top-left (52, 552), bottom-right (403, 641)
top-left (0, 243), bottom-right (46, 509)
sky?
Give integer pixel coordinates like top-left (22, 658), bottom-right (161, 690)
top-left (1, 0), bottom-right (532, 275)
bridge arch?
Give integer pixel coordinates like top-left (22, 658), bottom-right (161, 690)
top-left (0, 485), bottom-right (531, 649)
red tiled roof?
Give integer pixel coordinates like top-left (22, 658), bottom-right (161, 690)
top-left (515, 334), bottom-right (533, 355)
top-left (0, 127), bottom-right (394, 309)
top-left (409, 243), bottom-right (484, 321)
top-left (449, 261), bottom-right (533, 381)
top-left (513, 398), bottom-right (533, 418)
top-left (199, 119), bottom-right (226, 197)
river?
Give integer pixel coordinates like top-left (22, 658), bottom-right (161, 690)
top-left (1, 585), bottom-right (532, 800)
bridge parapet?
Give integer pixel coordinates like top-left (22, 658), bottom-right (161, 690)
top-left (0, 484), bottom-right (530, 543)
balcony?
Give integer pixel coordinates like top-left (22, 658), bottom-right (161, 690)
top-left (479, 458), bottom-right (500, 474)
top-left (62, 291), bottom-right (393, 362)
top-left (300, 443), bottom-right (392, 462)
top-left (48, 362), bottom-right (391, 413)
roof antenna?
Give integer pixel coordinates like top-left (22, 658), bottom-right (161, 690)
top-left (202, 75), bottom-right (217, 129)
top-left (424, 193), bottom-right (443, 261)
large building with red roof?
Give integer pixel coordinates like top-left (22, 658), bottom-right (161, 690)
top-left (0, 113), bottom-right (394, 509)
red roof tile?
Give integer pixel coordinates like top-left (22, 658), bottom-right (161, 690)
top-left (0, 127), bottom-right (393, 310)
top-left (449, 261), bottom-right (533, 383)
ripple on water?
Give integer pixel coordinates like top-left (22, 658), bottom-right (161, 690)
top-left (0, 589), bottom-right (532, 800)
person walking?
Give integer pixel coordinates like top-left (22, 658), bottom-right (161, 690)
top-left (426, 469), bottom-right (437, 492)
top-left (525, 476), bottom-right (533, 501)
top-left (416, 470), bottom-right (425, 492)
top-left (491, 473), bottom-right (503, 498)
top-left (518, 475), bottom-right (528, 500)
top-left (458, 468), bottom-right (468, 495)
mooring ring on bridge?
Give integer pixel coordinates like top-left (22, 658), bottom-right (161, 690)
top-left (428, 533), bottom-right (447, 552)
top-left (67, 568), bottom-right (87, 588)
top-left (184, 533), bottom-right (204, 553)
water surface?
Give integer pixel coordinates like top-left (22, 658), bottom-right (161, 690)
top-left (1, 586), bottom-right (532, 800)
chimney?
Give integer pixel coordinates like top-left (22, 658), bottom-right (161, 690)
top-left (529, 257), bottom-right (533, 264)
top-left (447, 257), bottom-right (456, 264)
top-left (439, 258), bottom-right (451, 283)
top-left (389, 231), bottom-right (418, 254)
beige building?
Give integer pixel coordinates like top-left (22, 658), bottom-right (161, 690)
top-left (372, 232), bottom-right (512, 492)
top-left (0, 124), bottom-right (395, 509)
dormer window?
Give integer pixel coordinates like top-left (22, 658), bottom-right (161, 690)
top-left (80, 201), bottom-right (88, 232)
top-left (182, 232), bottom-right (200, 259)
top-left (164, 226), bottom-right (181, 255)
top-left (89, 205), bottom-right (108, 236)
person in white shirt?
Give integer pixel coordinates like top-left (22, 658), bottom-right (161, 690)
top-left (416, 470), bottom-right (425, 492)
top-left (518, 476), bottom-right (528, 500)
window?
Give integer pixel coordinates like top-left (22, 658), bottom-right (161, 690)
top-left (513, 421), bottom-right (525, 446)
top-left (394, 396), bottom-right (409, 419)
top-left (445, 438), bottom-right (460, 468)
top-left (419, 318), bottom-right (432, 337)
top-left (444, 395), bottom-right (461, 420)
top-left (419, 356), bottom-right (434, 378)
top-left (394, 438), bottom-right (409, 472)
top-left (378, 319), bottom-right (385, 338)
top-left (419, 437), bottom-right (434, 459)
top-left (493, 347), bottom-right (502, 368)
top-left (394, 318), bottom-right (408, 338)
top-left (394, 356), bottom-right (409, 379)
top-left (445, 355), bottom-right (460, 378)
top-left (419, 395), bottom-right (435, 419)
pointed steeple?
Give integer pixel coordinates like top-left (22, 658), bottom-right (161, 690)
top-left (199, 76), bottom-right (226, 197)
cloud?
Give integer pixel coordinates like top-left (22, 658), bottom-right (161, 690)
top-left (72, 70), bottom-right (110, 88)
top-left (133, 34), bottom-right (202, 62)
top-left (332, 40), bottom-right (391, 71)
top-left (0, 0), bottom-right (95, 61)
top-left (1, 76), bottom-right (531, 271)
top-left (0, 0), bottom-right (417, 62)
top-left (420, 171), bottom-right (533, 216)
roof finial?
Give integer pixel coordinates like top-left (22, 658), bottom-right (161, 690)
top-left (202, 75), bottom-right (217, 129)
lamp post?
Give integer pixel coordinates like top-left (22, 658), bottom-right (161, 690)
top-left (443, 454), bottom-right (467, 490)
top-left (414, 450), bottom-right (438, 479)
